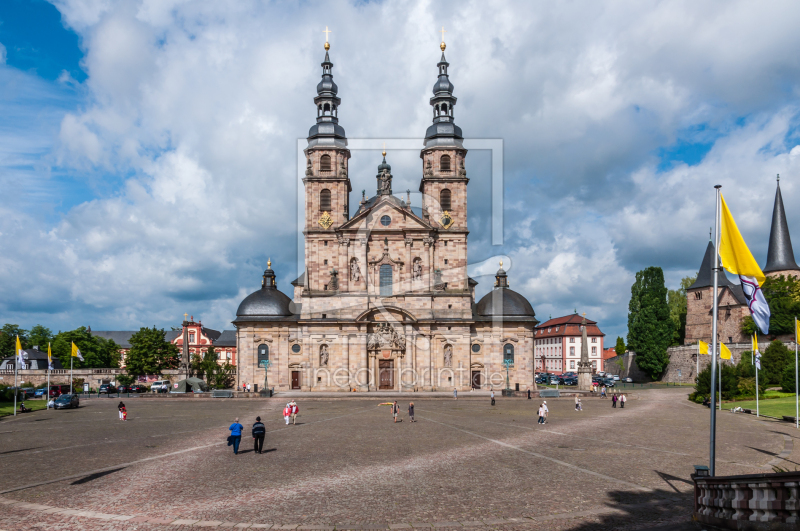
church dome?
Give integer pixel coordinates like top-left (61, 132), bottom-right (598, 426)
top-left (475, 264), bottom-right (536, 318)
top-left (235, 262), bottom-right (293, 318)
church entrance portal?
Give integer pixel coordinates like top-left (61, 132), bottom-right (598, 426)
top-left (379, 360), bottom-right (394, 389)
top-left (472, 371), bottom-right (482, 389)
top-left (291, 371), bottom-right (300, 389)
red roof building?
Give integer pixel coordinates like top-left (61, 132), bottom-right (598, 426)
top-left (534, 313), bottom-right (605, 375)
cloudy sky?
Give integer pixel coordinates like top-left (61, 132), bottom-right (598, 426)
top-left (2, 0), bottom-right (800, 341)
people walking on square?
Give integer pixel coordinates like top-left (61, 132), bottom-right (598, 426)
top-left (242, 382), bottom-right (246, 393)
top-left (527, 388), bottom-right (531, 400)
top-left (491, 390), bottom-right (495, 406)
top-left (122, 406), bottom-right (128, 421)
top-left (453, 387), bottom-right (458, 400)
top-left (537, 403), bottom-right (545, 424)
top-left (620, 393), bottom-right (627, 408)
top-left (575, 396), bottom-right (580, 411)
top-left (283, 403), bottom-right (291, 425)
top-left (118, 401), bottom-right (125, 420)
top-left (601, 386), bottom-right (607, 398)
top-left (408, 402), bottom-right (415, 422)
top-left (247, 383), bottom-right (252, 393)
top-left (228, 417), bottom-right (243, 455)
top-left (290, 400), bottom-right (299, 424)
top-left (612, 393), bottom-right (618, 408)
top-left (252, 416), bottom-right (266, 454)
top-left (392, 401), bottom-right (401, 423)
top-left (543, 401), bottom-right (549, 423)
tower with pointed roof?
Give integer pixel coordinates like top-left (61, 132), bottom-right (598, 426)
top-left (764, 175), bottom-right (800, 279)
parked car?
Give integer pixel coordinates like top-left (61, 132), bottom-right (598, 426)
top-left (612, 375), bottom-right (620, 381)
top-left (624, 377), bottom-right (633, 383)
top-left (150, 380), bottom-right (171, 393)
top-left (562, 377), bottom-right (578, 386)
top-left (19, 387), bottom-right (35, 399)
top-left (117, 385), bottom-right (131, 394)
top-left (98, 384), bottom-right (118, 395)
top-left (603, 379), bottom-right (615, 387)
top-left (34, 388), bottom-right (46, 397)
top-left (54, 394), bottom-right (79, 409)
top-left (596, 371), bottom-right (606, 377)
top-left (130, 385), bottom-right (146, 393)
top-left (549, 377), bottom-right (560, 385)
top-left (49, 384), bottom-right (71, 397)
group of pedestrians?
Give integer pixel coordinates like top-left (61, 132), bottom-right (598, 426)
top-left (611, 393), bottom-right (627, 408)
top-left (227, 402), bottom-right (295, 456)
top-left (390, 401), bottom-right (415, 422)
top-left (537, 401), bottom-right (549, 424)
top-left (117, 401), bottom-right (128, 421)
top-left (282, 400), bottom-right (299, 424)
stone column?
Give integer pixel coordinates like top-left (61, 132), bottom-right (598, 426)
top-left (370, 352), bottom-right (378, 391)
top-left (342, 333), bottom-right (350, 391)
top-left (339, 238), bottom-right (349, 292)
top-left (405, 238), bottom-right (413, 293)
top-left (359, 333), bottom-right (368, 391)
top-left (577, 314), bottom-right (592, 391)
top-left (404, 325), bottom-right (413, 390)
top-left (423, 237), bottom-right (434, 291)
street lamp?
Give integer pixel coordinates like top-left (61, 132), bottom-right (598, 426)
top-left (259, 359), bottom-right (271, 395)
top-left (503, 359), bottom-right (513, 391)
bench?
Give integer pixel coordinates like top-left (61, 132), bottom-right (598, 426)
top-left (212, 390), bottom-right (233, 398)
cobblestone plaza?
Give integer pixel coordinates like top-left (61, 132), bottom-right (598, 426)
top-left (0, 389), bottom-right (796, 530)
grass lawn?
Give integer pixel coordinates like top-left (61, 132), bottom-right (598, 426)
top-left (723, 396), bottom-right (800, 418)
top-left (0, 400), bottom-right (49, 417)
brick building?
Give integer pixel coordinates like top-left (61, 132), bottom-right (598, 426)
top-left (534, 314), bottom-right (605, 375)
top-left (233, 41), bottom-right (538, 392)
top-left (685, 177), bottom-right (800, 345)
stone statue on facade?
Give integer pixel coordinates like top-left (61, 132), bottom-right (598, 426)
top-left (350, 259), bottom-right (361, 282)
top-left (458, 158), bottom-right (467, 178)
top-left (320, 344), bottom-right (329, 367)
top-left (367, 322), bottom-right (405, 351)
top-left (329, 269), bottom-right (339, 291)
top-left (433, 269), bottom-right (445, 291)
top-left (424, 158), bottom-right (433, 178)
top-left (443, 344), bottom-right (453, 367)
top-left (305, 157), bottom-right (313, 177)
top-left (377, 169), bottom-right (392, 196)
top-left (412, 259), bottom-right (422, 280)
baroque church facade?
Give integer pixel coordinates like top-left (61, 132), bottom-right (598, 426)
top-left (233, 42), bottom-right (538, 392)
top-left (685, 177), bottom-right (800, 345)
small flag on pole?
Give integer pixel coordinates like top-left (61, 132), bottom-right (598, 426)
top-left (16, 336), bottom-right (24, 368)
top-left (720, 342), bottom-right (732, 360)
top-left (47, 343), bottom-right (53, 370)
top-left (719, 194), bottom-right (771, 334)
top-left (71, 342), bottom-right (84, 362)
top-left (753, 332), bottom-right (761, 369)
top-left (699, 340), bottom-right (709, 355)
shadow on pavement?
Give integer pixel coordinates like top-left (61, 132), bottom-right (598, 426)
top-left (71, 467), bottom-right (126, 485)
top-left (565, 488), bottom-right (696, 531)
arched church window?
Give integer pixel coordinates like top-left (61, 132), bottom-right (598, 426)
top-left (440, 189), bottom-right (452, 211)
top-left (380, 264), bottom-right (393, 297)
top-left (440, 154), bottom-right (451, 172)
top-left (320, 155), bottom-right (332, 172)
top-left (441, 103), bottom-right (448, 114)
top-left (323, 102), bottom-right (331, 115)
top-left (319, 189), bottom-right (331, 211)
top-left (258, 344), bottom-right (269, 363)
top-left (503, 344), bottom-right (514, 365)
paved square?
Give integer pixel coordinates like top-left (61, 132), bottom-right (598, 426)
top-left (0, 388), bottom-right (796, 530)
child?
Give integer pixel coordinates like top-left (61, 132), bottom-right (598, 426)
top-left (122, 407), bottom-right (128, 421)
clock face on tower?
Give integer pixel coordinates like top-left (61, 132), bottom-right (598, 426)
top-left (318, 211), bottom-right (333, 229)
top-left (439, 210), bottom-right (454, 230)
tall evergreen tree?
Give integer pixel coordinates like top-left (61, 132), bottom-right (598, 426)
top-left (0, 324), bottom-right (28, 359)
top-left (761, 340), bottom-right (792, 385)
top-left (124, 327), bottom-right (180, 376)
top-left (614, 336), bottom-right (626, 356)
top-left (627, 267), bottom-right (674, 379)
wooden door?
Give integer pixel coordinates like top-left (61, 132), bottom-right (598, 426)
top-left (291, 371), bottom-right (300, 389)
top-left (379, 360), bottom-right (394, 389)
top-left (472, 371), bottom-right (482, 389)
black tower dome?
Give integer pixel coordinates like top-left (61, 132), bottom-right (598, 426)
top-left (307, 43), bottom-right (347, 149)
top-left (235, 260), bottom-right (293, 319)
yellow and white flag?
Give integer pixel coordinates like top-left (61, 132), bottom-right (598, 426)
top-left (753, 332), bottom-right (761, 370)
top-left (71, 342), bottom-right (84, 362)
top-left (47, 343), bottom-right (53, 370)
top-left (15, 336), bottom-right (24, 368)
top-left (698, 340), bottom-right (709, 355)
top-left (719, 194), bottom-right (771, 334)
top-left (720, 342), bottom-right (732, 360)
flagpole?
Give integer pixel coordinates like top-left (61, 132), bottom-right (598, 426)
top-left (697, 342), bottom-right (699, 382)
top-left (709, 184), bottom-right (721, 476)
top-left (795, 317), bottom-right (798, 429)
top-left (70, 355), bottom-right (73, 395)
top-left (718, 350), bottom-right (722, 410)
top-left (47, 343), bottom-right (51, 410)
top-left (756, 334), bottom-right (760, 418)
top-left (13, 337), bottom-right (18, 417)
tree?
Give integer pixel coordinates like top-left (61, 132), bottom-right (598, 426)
top-left (0, 324), bottom-right (28, 359)
top-left (761, 340), bottom-right (792, 385)
top-left (28, 325), bottom-right (53, 350)
top-left (124, 326), bottom-right (180, 376)
top-left (667, 275), bottom-right (696, 346)
top-left (694, 363), bottom-right (738, 400)
top-left (215, 362), bottom-right (236, 389)
top-left (614, 337), bottom-right (626, 356)
top-left (627, 267), bottom-right (674, 379)
top-left (117, 374), bottom-right (135, 386)
top-left (781, 361), bottom-right (798, 394)
top-left (52, 327), bottom-right (121, 369)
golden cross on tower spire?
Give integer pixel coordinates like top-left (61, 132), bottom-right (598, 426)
top-left (323, 26), bottom-right (331, 50)
top-left (184, 313), bottom-right (188, 321)
top-left (382, 142), bottom-right (386, 156)
top-left (440, 26), bottom-right (447, 51)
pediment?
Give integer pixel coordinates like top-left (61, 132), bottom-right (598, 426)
top-left (340, 196), bottom-right (435, 232)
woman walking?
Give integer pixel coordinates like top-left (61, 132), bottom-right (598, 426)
top-left (453, 387), bottom-right (458, 400)
top-left (620, 394), bottom-right (627, 408)
top-left (612, 393), bottom-right (618, 408)
top-left (392, 401), bottom-right (401, 423)
top-left (537, 403), bottom-right (545, 424)
top-left (408, 402), bottom-right (415, 422)
top-left (228, 417), bottom-right (244, 455)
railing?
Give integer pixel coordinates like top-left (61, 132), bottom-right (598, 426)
top-left (693, 470), bottom-right (800, 527)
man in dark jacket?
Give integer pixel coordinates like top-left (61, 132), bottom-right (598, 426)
top-left (252, 416), bottom-right (266, 454)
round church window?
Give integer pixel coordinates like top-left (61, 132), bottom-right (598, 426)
top-left (380, 215), bottom-right (391, 226)
top-left (471, 344), bottom-right (481, 353)
top-left (291, 344), bottom-right (301, 353)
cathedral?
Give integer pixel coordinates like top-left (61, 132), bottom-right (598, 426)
top-left (233, 40), bottom-right (538, 392)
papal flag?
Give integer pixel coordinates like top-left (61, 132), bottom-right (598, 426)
top-left (753, 332), bottom-right (762, 370)
top-left (47, 342), bottom-right (54, 370)
top-left (16, 336), bottom-right (24, 368)
top-left (720, 342), bottom-right (732, 360)
top-left (698, 340), bottom-right (709, 355)
top-left (71, 341), bottom-right (84, 362)
top-left (719, 194), bottom-right (771, 334)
